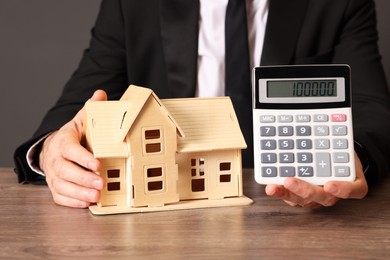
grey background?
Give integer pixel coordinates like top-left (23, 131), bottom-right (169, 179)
top-left (1, 0), bottom-right (389, 167)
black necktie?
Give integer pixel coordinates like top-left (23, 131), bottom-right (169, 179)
top-left (225, 0), bottom-right (251, 100)
top-left (225, 0), bottom-right (253, 167)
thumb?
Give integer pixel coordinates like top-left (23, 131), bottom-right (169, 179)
top-left (89, 89), bottom-right (108, 102)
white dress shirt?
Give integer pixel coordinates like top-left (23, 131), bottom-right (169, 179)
top-left (27, 0), bottom-right (269, 174)
top-left (196, 0), bottom-right (269, 97)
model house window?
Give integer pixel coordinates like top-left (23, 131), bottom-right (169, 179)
top-left (145, 166), bottom-right (164, 192)
top-left (107, 182), bottom-right (121, 191)
top-left (107, 169), bottom-right (121, 191)
top-left (191, 157), bottom-right (206, 192)
top-left (219, 162), bottom-right (232, 183)
top-left (143, 128), bottom-right (163, 155)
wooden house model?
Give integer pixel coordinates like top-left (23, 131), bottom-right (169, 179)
top-left (84, 85), bottom-right (253, 215)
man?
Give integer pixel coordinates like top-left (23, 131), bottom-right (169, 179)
top-left (14, 0), bottom-right (390, 209)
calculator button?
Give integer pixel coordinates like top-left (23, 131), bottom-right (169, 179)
top-left (261, 140), bottom-right (277, 150)
top-left (297, 153), bottom-right (313, 163)
top-left (260, 126), bottom-right (276, 136)
top-left (333, 152), bottom-right (349, 163)
top-left (334, 166), bottom-right (350, 177)
top-left (279, 139), bottom-right (294, 149)
top-left (296, 126), bottom-right (311, 136)
top-left (296, 139), bottom-right (312, 149)
top-left (279, 153), bottom-right (294, 163)
top-left (314, 126), bottom-right (329, 136)
top-left (332, 125), bottom-right (347, 135)
top-left (278, 126), bottom-right (294, 136)
top-left (296, 115), bottom-right (311, 122)
top-left (313, 114), bottom-right (328, 122)
top-left (280, 167), bottom-right (295, 177)
top-left (278, 115), bottom-right (293, 123)
top-left (297, 166), bottom-right (313, 177)
top-left (333, 139), bottom-right (348, 149)
top-left (331, 114), bottom-right (347, 122)
top-left (315, 153), bottom-right (331, 177)
top-left (262, 167), bottom-right (277, 177)
top-left (315, 139), bottom-right (330, 149)
top-left (260, 115), bottom-right (275, 123)
top-left (261, 153), bottom-right (277, 163)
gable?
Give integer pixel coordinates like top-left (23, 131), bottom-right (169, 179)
top-left (120, 85), bottom-right (185, 139)
top-left (85, 85), bottom-right (185, 158)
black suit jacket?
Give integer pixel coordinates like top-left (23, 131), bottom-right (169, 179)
top-left (14, 0), bottom-right (390, 185)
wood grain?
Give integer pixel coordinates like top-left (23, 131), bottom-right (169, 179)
top-left (1, 168), bottom-right (389, 259)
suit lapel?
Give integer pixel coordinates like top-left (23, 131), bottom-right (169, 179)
top-left (261, 0), bottom-right (309, 65)
top-left (160, 0), bottom-right (199, 97)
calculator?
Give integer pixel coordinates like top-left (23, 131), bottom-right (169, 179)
top-left (252, 65), bottom-right (355, 185)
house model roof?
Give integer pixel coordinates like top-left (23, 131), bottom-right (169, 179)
top-left (85, 86), bottom-right (184, 158)
top-left (85, 85), bottom-right (246, 158)
top-left (161, 97), bottom-right (247, 153)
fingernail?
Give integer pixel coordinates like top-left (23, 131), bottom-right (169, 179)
top-left (88, 190), bottom-right (99, 202)
top-left (93, 180), bottom-right (103, 190)
top-left (88, 161), bottom-right (98, 171)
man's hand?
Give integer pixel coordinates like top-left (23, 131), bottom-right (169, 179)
top-left (39, 90), bottom-right (107, 208)
top-left (265, 152), bottom-right (368, 208)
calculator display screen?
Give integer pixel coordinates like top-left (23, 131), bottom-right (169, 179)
top-left (258, 77), bottom-right (346, 104)
top-left (267, 80), bottom-right (337, 98)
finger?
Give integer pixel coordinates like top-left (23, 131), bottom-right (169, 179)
top-left (265, 184), bottom-right (285, 197)
top-left (265, 184), bottom-right (324, 208)
top-left (49, 177), bottom-right (100, 205)
top-left (283, 200), bottom-right (322, 208)
top-left (60, 136), bottom-right (101, 173)
top-left (53, 159), bottom-right (103, 190)
top-left (284, 178), bottom-right (339, 207)
top-left (90, 89), bottom-right (108, 102)
top-left (51, 192), bottom-right (92, 208)
top-left (324, 177), bottom-right (368, 199)
top-left (324, 153), bottom-right (368, 199)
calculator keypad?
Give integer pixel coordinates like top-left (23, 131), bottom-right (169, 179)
top-left (254, 109), bottom-right (355, 185)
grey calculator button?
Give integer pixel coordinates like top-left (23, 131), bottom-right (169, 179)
top-left (261, 153), bottom-right (277, 163)
top-left (280, 167), bottom-right (295, 177)
top-left (314, 114), bottom-right (328, 122)
top-left (262, 167), bottom-right (277, 177)
top-left (314, 126), bottom-right (329, 136)
top-left (296, 126), bottom-right (311, 136)
top-left (333, 152), bottom-right (349, 163)
top-left (332, 125), bottom-right (347, 135)
top-left (260, 126), bottom-right (276, 136)
top-left (296, 139), bottom-right (312, 149)
top-left (297, 166), bottom-right (313, 177)
top-left (315, 139), bottom-right (330, 149)
top-left (261, 140), bottom-right (277, 150)
top-left (315, 153), bottom-right (331, 177)
top-left (279, 139), bottom-right (294, 149)
top-left (260, 115), bottom-right (275, 123)
top-left (278, 115), bottom-right (293, 123)
top-left (333, 139), bottom-right (348, 149)
top-left (297, 153), bottom-right (313, 163)
top-left (278, 126), bottom-right (294, 136)
top-left (296, 115), bottom-right (311, 122)
top-left (279, 153), bottom-right (294, 163)
top-left (334, 166), bottom-right (350, 177)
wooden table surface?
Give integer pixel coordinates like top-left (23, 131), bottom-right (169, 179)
top-left (1, 167), bottom-right (389, 259)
